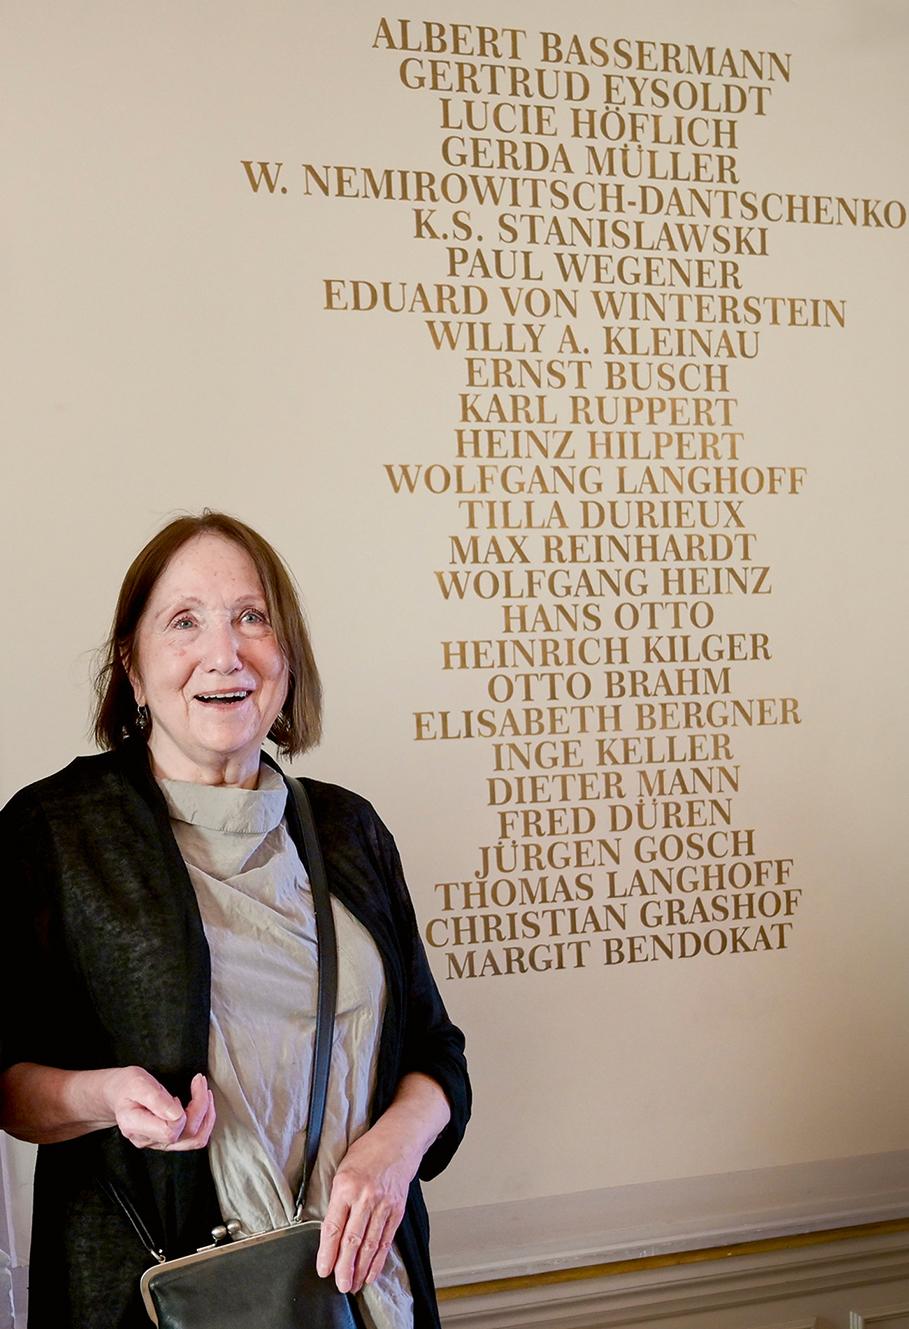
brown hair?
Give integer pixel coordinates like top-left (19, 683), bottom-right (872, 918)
top-left (92, 511), bottom-right (322, 757)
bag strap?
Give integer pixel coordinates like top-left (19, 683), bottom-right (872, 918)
top-left (104, 771), bottom-right (337, 1256)
top-left (285, 775), bottom-right (337, 1219)
top-left (99, 1175), bottom-right (166, 1264)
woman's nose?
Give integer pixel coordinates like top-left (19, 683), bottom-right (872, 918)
top-left (204, 620), bottom-right (243, 672)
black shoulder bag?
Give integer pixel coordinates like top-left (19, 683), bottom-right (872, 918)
top-left (109, 778), bottom-right (363, 1329)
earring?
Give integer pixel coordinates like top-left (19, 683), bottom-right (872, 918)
top-left (136, 704), bottom-right (150, 734)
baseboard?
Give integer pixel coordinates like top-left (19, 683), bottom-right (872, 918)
top-left (437, 1227), bottom-right (909, 1329)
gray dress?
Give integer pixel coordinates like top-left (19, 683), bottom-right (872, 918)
top-left (160, 766), bottom-right (414, 1329)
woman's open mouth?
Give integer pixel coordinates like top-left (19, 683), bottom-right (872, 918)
top-left (193, 691), bottom-right (251, 706)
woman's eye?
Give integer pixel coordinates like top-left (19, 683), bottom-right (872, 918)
top-left (171, 615), bottom-right (196, 630)
top-left (240, 608), bottom-right (267, 625)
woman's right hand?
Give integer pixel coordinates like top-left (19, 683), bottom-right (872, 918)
top-left (0, 1062), bottom-right (215, 1148)
top-left (103, 1068), bottom-right (216, 1151)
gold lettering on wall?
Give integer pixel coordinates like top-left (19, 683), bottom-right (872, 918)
top-left (244, 19), bottom-right (906, 979)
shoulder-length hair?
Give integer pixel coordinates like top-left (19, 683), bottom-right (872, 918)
top-left (92, 511), bottom-right (322, 757)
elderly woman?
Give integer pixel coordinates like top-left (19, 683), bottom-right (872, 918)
top-left (0, 512), bottom-right (470, 1329)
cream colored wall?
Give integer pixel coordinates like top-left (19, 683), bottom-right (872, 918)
top-left (3, 0), bottom-right (908, 1282)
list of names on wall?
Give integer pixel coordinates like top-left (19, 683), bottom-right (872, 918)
top-left (244, 19), bottom-right (905, 979)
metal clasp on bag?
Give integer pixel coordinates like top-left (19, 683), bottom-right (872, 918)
top-left (195, 1218), bottom-right (241, 1253)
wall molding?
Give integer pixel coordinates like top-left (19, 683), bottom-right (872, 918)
top-left (430, 1152), bottom-right (909, 1286)
top-left (848, 1305), bottom-right (909, 1329)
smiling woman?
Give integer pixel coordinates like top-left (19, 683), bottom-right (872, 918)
top-left (0, 511), bottom-right (470, 1329)
top-left (126, 533), bottom-right (292, 788)
top-left (93, 512), bottom-right (322, 768)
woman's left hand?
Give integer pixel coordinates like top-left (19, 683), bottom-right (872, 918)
top-left (316, 1120), bottom-right (417, 1293)
top-left (316, 1072), bottom-right (451, 1294)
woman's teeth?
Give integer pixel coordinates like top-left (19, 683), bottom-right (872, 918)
top-left (195, 691), bottom-right (250, 704)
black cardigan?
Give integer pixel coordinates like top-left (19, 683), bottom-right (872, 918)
top-left (0, 742), bottom-right (470, 1329)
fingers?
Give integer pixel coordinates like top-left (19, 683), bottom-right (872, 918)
top-left (106, 1065), bottom-right (184, 1127)
top-left (182, 1074), bottom-right (211, 1137)
top-left (318, 1173), bottom-right (405, 1294)
top-left (163, 1086), bottom-right (216, 1152)
top-left (330, 1203), bottom-right (371, 1295)
top-left (117, 1100), bottom-right (186, 1149)
top-left (316, 1197), bottom-right (348, 1283)
top-left (110, 1069), bottom-right (215, 1152)
top-left (333, 1203), bottom-right (398, 1294)
top-left (350, 1208), bottom-right (394, 1293)
top-left (333, 1205), bottom-right (369, 1295)
top-left (316, 1191), bottom-right (376, 1293)
top-left (362, 1215), bottom-right (395, 1287)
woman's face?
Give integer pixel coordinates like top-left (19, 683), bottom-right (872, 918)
top-left (129, 533), bottom-right (289, 786)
